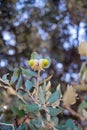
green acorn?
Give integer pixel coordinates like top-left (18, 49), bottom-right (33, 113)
top-left (28, 59), bottom-right (35, 67)
top-left (43, 59), bottom-right (49, 67)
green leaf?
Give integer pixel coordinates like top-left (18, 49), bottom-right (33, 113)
top-left (21, 68), bottom-right (36, 77)
top-left (24, 104), bottom-right (39, 113)
top-left (56, 125), bottom-right (67, 130)
top-left (0, 123), bottom-right (14, 130)
top-left (2, 73), bottom-right (9, 81)
top-left (16, 75), bottom-right (22, 89)
top-left (29, 123), bottom-right (36, 130)
top-left (31, 78), bottom-right (37, 87)
top-left (18, 124), bottom-right (27, 130)
top-left (39, 87), bottom-right (45, 104)
top-left (52, 116), bottom-right (59, 125)
top-left (78, 101), bottom-right (87, 111)
top-left (31, 119), bottom-right (42, 128)
top-left (47, 90), bottom-right (61, 104)
top-left (31, 52), bottom-right (40, 60)
top-left (66, 119), bottom-right (76, 130)
top-left (11, 105), bottom-right (25, 117)
top-left (47, 107), bottom-right (62, 116)
top-left (25, 80), bottom-right (33, 91)
top-left (77, 125), bottom-right (82, 130)
top-left (18, 90), bottom-right (26, 95)
top-left (10, 68), bottom-right (20, 84)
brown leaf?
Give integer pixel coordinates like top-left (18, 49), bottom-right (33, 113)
top-left (63, 86), bottom-right (77, 106)
top-left (44, 81), bottom-right (51, 91)
top-left (78, 42), bottom-right (87, 57)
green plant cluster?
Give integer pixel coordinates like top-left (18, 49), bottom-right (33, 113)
top-left (0, 52), bottom-right (87, 130)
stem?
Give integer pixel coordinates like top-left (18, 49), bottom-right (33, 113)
top-left (36, 69), bottom-right (40, 99)
top-left (63, 104), bottom-right (84, 121)
top-left (17, 94), bottom-right (27, 104)
top-left (39, 75), bottom-right (52, 85)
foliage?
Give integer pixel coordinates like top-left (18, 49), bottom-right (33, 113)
top-left (1, 50), bottom-right (87, 130)
top-left (0, 0), bottom-right (87, 88)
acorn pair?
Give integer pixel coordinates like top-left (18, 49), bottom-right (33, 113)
top-left (28, 59), bottom-right (49, 71)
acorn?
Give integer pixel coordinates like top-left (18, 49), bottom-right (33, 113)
top-left (39, 59), bottom-right (49, 70)
top-left (28, 59), bottom-right (49, 71)
top-left (28, 59), bottom-right (39, 71)
top-left (43, 59), bottom-right (49, 67)
top-left (28, 59), bottom-right (35, 67)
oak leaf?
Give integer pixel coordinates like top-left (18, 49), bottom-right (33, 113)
top-left (63, 86), bottom-right (77, 106)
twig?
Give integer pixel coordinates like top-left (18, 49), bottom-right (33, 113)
top-left (39, 75), bottom-right (53, 85)
top-left (63, 104), bottom-right (84, 121)
top-left (17, 94), bottom-right (27, 104)
top-left (36, 69), bottom-right (40, 99)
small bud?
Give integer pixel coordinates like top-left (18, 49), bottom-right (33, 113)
top-left (39, 59), bottom-right (45, 70)
top-left (32, 59), bottom-right (39, 71)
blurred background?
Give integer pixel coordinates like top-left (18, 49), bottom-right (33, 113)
top-left (0, 0), bottom-right (87, 86)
